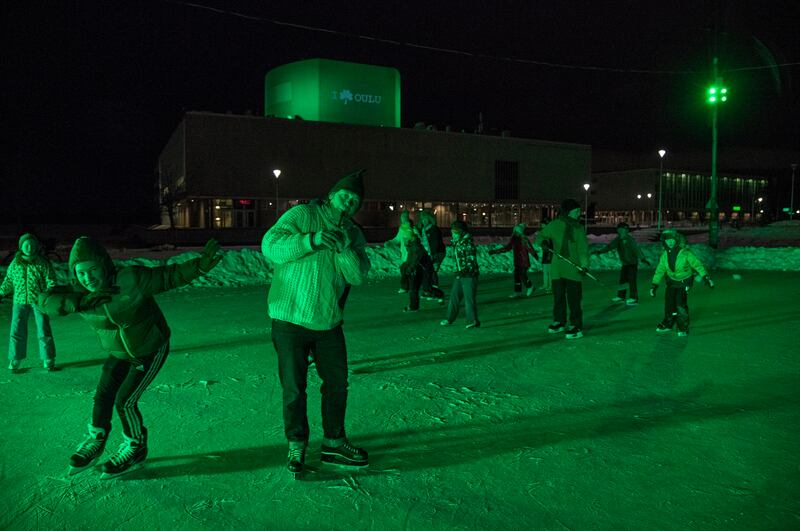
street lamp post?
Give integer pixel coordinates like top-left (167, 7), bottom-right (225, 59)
top-left (706, 57), bottom-right (727, 248)
top-left (657, 149), bottom-right (666, 230)
top-left (273, 169), bottom-right (281, 220)
top-left (583, 183), bottom-right (590, 230)
top-left (647, 193), bottom-right (653, 226)
top-left (791, 164), bottom-right (798, 221)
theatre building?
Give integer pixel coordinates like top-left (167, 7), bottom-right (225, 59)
top-left (156, 58), bottom-right (592, 230)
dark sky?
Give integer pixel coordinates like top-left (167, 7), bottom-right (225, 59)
top-left (3, 0), bottom-right (799, 223)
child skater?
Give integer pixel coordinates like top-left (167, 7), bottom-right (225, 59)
top-left (489, 223), bottom-right (539, 298)
top-left (385, 210), bottom-right (414, 293)
top-left (538, 217), bottom-right (553, 293)
top-left (591, 221), bottom-right (651, 305)
top-left (650, 229), bottom-right (713, 337)
top-left (38, 237), bottom-right (222, 477)
top-left (1, 233), bottom-right (58, 372)
top-left (401, 231), bottom-right (428, 312)
top-left (440, 220), bottom-right (480, 329)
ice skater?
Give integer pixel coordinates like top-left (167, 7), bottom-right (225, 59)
top-left (416, 209), bottom-right (446, 298)
top-left (650, 229), bottom-right (713, 336)
top-left (38, 237), bottom-right (222, 477)
top-left (591, 221), bottom-right (650, 305)
top-left (535, 199), bottom-right (590, 339)
top-left (489, 223), bottom-right (539, 298)
top-left (538, 217), bottom-right (553, 293)
top-left (262, 169), bottom-right (371, 478)
top-left (385, 210), bottom-right (414, 293)
top-left (1, 233), bottom-right (58, 372)
top-left (401, 231), bottom-right (443, 311)
top-left (440, 220), bottom-right (480, 329)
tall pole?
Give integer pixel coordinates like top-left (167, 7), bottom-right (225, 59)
top-left (706, 57), bottom-right (721, 248)
top-left (273, 168), bottom-right (281, 221)
top-left (791, 164), bottom-right (798, 220)
top-left (658, 149), bottom-right (666, 230)
top-left (583, 183), bottom-right (590, 231)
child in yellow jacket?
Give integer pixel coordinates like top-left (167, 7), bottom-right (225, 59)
top-left (0, 233), bottom-right (57, 372)
top-left (650, 229), bottom-right (714, 336)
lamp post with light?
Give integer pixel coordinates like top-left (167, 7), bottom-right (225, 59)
top-left (657, 149), bottom-right (666, 230)
top-left (273, 169), bottom-right (281, 220)
top-left (647, 193), bottom-right (653, 226)
top-left (583, 183), bottom-right (590, 230)
top-left (791, 164), bottom-right (798, 221)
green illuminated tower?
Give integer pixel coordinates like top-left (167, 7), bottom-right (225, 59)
top-left (265, 58), bottom-right (401, 127)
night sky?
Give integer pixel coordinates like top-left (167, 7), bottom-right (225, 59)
top-left (4, 1), bottom-right (799, 224)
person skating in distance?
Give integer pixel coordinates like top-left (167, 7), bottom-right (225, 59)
top-left (489, 223), bottom-right (539, 298)
top-left (38, 237), bottom-right (223, 478)
top-left (262, 169), bottom-right (371, 478)
top-left (534, 199), bottom-right (590, 339)
top-left (650, 229), bottom-right (713, 337)
top-left (591, 222), bottom-right (650, 306)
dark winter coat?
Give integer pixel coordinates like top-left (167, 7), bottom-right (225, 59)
top-left (40, 259), bottom-right (206, 361)
top-left (451, 233), bottom-right (479, 278)
top-left (534, 216), bottom-right (589, 281)
top-left (0, 252), bottom-right (57, 305)
top-left (494, 234), bottom-right (537, 269)
top-left (595, 234), bottom-right (645, 265)
top-left (401, 237), bottom-right (429, 277)
top-left (419, 224), bottom-right (446, 263)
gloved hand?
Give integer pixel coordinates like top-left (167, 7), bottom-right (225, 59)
top-left (641, 258), bottom-right (651, 266)
top-left (312, 230), bottom-right (344, 251)
top-left (703, 275), bottom-right (714, 289)
top-left (199, 239), bottom-right (223, 273)
top-left (650, 284), bottom-right (658, 297)
top-left (79, 287), bottom-right (119, 311)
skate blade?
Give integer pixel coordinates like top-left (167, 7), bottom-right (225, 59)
top-left (100, 461), bottom-right (145, 480)
top-left (320, 458), bottom-right (369, 470)
top-left (67, 465), bottom-right (94, 477)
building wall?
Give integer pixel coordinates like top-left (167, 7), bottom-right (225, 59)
top-left (173, 112), bottom-right (590, 203)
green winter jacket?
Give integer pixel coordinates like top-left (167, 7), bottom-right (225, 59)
top-left (39, 260), bottom-right (205, 360)
top-left (595, 234), bottom-right (645, 265)
top-left (652, 240), bottom-right (708, 284)
top-left (0, 252), bottom-right (57, 305)
top-left (534, 215), bottom-right (589, 281)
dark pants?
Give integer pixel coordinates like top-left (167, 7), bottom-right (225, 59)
top-left (399, 269), bottom-right (409, 291)
top-left (663, 281), bottom-right (690, 332)
top-left (446, 276), bottom-right (479, 325)
top-left (552, 278), bottom-right (583, 329)
top-left (93, 342), bottom-right (169, 442)
top-left (407, 268), bottom-right (423, 310)
top-left (513, 266), bottom-right (532, 293)
top-left (617, 264), bottom-right (639, 300)
top-left (271, 319), bottom-right (349, 443)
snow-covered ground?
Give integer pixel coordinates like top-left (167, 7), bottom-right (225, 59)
top-left (1, 221), bottom-right (799, 529)
top-left (1, 270), bottom-right (798, 529)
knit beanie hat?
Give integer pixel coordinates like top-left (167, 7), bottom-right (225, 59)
top-left (560, 198), bottom-right (581, 215)
top-left (68, 236), bottom-right (115, 281)
top-left (616, 221), bottom-right (630, 230)
top-left (450, 220), bottom-right (467, 233)
top-left (18, 233), bottom-right (39, 249)
top-left (329, 169), bottom-right (365, 198)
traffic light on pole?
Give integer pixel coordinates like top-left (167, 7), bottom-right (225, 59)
top-left (707, 84), bottom-right (728, 104)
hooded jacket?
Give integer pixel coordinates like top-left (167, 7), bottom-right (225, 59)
top-left (534, 215), bottom-right (589, 281)
top-left (595, 233), bottom-right (645, 265)
top-left (38, 237), bottom-right (206, 360)
top-left (0, 235), bottom-right (57, 305)
top-left (651, 232), bottom-right (708, 284)
top-left (494, 232), bottom-right (537, 269)
top-left (262, 197), bottom-right (371, 331)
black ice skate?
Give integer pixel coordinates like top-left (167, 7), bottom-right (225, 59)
top-left (287, 445), bottom-right (306, 479)
top-left (321, 440), bottom-right (368, 468)
top-left (101, 432), bottom-right (147, 479)
top-left (68, 425), bottom-right (107, 475)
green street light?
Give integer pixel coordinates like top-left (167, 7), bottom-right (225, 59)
top-left (707, 85), bottom-right (728, 104)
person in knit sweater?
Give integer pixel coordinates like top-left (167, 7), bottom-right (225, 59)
top-left (440, 220), bottom-right (480, 329)
top-left (0, 233), bottom-right (57, 372)
top-left (534, 199), bottom-right (590, 339)
top-left (650, 229), bottom-right (713, 336)
top-left (385, 210), bottom-right (414, 293)
top-left (262, 169), bottom-right (371, 476)
top-left (38, 236), bottom-right (222, 477)
top-left (591, 222), bottom-right (650, 305)
top-left (489, 223), bottom-right (539, 298)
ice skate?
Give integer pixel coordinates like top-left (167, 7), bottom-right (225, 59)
top-left (526, 285), bottom-right (535, 297)
top-left (439, 319), bottom-right (451, 326)
top-left (565, 327), bottom-right (583, 339)
top-left (626, 298), bottom-right (638, 306)
top-left (321, 440), bottom-right (368, 468)
top-left (465, 321), bottom-right (480, 329)
top-left (44, 359), bottom-right (57, 371)
top-left (548, 322), bottom-right (565, 334)
top-left (287, 444), bottom-right (306, 479)
top-left (656, 322), bottom-right (673, 333)
top-left (68, 425), bottom-right (107, 476)
top-left (611, 296), bottom-right (625, 303)
top-left (101, 432), bottom-right (147, 479)
top-left (8, 359), bottom-right (21, 373)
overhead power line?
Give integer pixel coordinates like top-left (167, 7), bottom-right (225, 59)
top-left (166, 0), bottom-right (800, 76)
